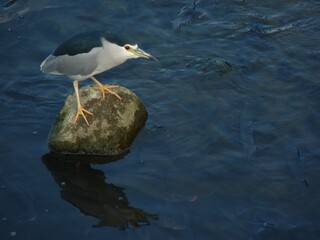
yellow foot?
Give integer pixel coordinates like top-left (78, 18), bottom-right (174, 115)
top-left (73, 105), bottom-right (93, 125)
top-left (93, 85), bottom-right (122, 100)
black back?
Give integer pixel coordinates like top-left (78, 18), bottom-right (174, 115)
top-left (52, 31), bottom-right (131, 57)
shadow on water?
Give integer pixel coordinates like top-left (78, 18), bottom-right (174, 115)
top-left (41, 152), bottom-right (158, 229)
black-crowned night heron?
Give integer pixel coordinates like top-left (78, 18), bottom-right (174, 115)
top-left (40, 31), bottom-right (157, 125)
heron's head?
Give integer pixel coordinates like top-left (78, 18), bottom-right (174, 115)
top-left (122, 44), bottom-right (158, 61)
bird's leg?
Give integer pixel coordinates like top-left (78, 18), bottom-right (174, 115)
top-left (90, 76), bottom-right (122, 100)
top-left (73, 80), bottom-right (93, 125)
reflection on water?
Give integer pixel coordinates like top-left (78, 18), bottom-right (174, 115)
top-left (42, 152), bottom-right (158, 229)
top-left (172, 0), bottom-right (209, 30)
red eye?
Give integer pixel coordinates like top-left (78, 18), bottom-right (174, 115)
top-left (124, 45), bottom-right (130, 50)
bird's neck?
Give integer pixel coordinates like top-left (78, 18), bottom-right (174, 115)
top-left (94, 40), bottom-right (136, 75)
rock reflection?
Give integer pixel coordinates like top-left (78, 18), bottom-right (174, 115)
top-left (42, 152), bottom-right (158, 229)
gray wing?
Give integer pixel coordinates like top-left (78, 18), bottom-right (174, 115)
top-left (40, 47), bottom-right (101, 77)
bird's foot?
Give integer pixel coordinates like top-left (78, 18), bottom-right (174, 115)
top-left (73, 104), bottom-right (93, 125)
top-left (93, 85), bottom-right (122, 100)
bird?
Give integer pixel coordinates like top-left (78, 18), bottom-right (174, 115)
top-left (40, 31), bottom-right (157, 125)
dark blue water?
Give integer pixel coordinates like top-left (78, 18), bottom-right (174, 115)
top-left (1, 0), bottom-right (320, 239)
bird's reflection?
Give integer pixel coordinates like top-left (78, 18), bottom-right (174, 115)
top-left (42, 152), bottom-right (158, 229)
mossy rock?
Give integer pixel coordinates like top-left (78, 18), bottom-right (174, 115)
top-left (48, 85), bottom-right (148, 155)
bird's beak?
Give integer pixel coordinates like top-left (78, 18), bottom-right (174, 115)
top-left (131, 47), bottom-right (158, 61)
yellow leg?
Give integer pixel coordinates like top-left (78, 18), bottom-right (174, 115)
top-left (90, 76), bottom-right (122, 100)
top-left (73, 80), bottom-right (93, 125)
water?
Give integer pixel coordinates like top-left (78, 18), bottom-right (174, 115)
top-left (1, 0), bottom-right (320, 239)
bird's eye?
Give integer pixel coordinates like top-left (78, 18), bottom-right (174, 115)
top-left (124, 45), bottom-right (130, 50)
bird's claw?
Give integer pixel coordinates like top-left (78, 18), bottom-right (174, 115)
top-left (73, 105), bottom-right (93, 125)
top-left (93, 85), bottom-right (122, 100)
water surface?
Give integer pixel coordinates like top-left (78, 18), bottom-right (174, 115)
top-left (0, 0), bottom-right (320, 239)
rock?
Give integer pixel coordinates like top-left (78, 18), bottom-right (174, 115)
top-left (48, 85), bottom-right (148, 155)
top-left (186, 57), bottom-right (232, 74)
